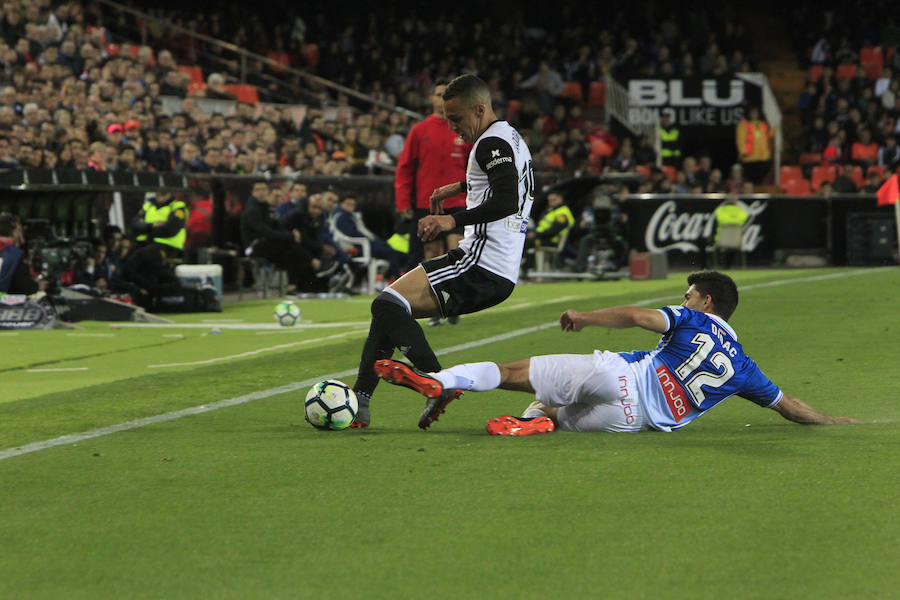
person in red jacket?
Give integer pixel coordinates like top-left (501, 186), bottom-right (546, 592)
top-left (394, 79), bottom-right (470, 325)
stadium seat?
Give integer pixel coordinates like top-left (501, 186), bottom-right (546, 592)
top-left (799, 152), bottom-right (822, 166)
top-left (560, 81), bottom-right (584, 103)
top-left (588, 81), bottom-right (606, 106)
top-left (867, 164), bottom-right (886, 181)
top-left (860, 46), bottom-right (883, 79)
top-left (636, 164), bottom-right (652, 179)
top-left (808, 64), bottom-right (823, 83)
top-left (187, 81), bottom-right (208, 95)
top-left (590, 138), bottom-right (613, 157)
top-left (177, 64), bottom-right (204, 85)
top-left (780, 165), bottom-right (803, 181)
top-left (226, 84), bottom-right (260, 104)
top-left (811, 164), bottom-right (838, 190)
top-left (662, 165), bottom-right (676, 181)
top-left (781, 176), bottom-right (811, 195)
top-left (835, 63), bottom-right (857, 80)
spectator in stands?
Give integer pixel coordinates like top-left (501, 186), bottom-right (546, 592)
top-left (609, 137), bottom-right (636, 172)
top-left (726, 164), bottom-right (744, 194)
top-left (832, 164), bottom-right (859, 193)
top-left (331, 194), bottom-right (404, 280)
top-left (878, 135), bottom-right (900, 169)
top-left (735, 105), bottom-right (774, 184)
top-left (633, 134), bottom-right (657, 166)
top-left (201, 72), bottom-right (236, 100)
top-left (277, 182), bottom-right (309, 219)
top-left (240, 181), bottom-right (320, 295)
top-left (851, 128), bottom-right (878, 168)
top-left (519, 60), bottom-right (564, 115)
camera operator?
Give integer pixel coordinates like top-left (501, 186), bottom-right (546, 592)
top-left (0, 212), bottom-right (44, 295)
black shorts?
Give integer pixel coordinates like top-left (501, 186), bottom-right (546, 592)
top-left (422, 247), bottom-right (515, 318)
top-left (414, 206), bottom-right (465, 238)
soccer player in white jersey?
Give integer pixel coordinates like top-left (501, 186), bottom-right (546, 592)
top-left (375, 271), bottom-right (857, 434)
top-left (351, 74), bottom-right (535, 429)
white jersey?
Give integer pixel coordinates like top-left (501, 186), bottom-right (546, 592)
top-left (457, 120), bottom-right (534, 283)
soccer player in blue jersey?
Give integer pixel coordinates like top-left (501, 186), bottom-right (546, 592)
top-left (374, 270), bottom-right (857, 434)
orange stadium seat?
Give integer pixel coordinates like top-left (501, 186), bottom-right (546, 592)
top-left (636, 164), bottom-right (652, 179)
top-left (782, 177), bottom-right (811, 195)
top-left (808, 64), bottom-right (823, 83)
top-left (226, 84), bottom-right (260, 104)
top-left (590, 139), bottom-right (613, 157)
top-left (811, 164), bottom-right (838, 190)
top-left (662, 165), bottom-right (676, 181)
top-left (799, 152), bottom-right (822, 166)
top-left (780, 165), bottom-right (803, 181)
top-left (177, 65), bottom-right (204, 85)
top-left (835, 63), bottom-right (857, 80)
top-left (588, 81), bottom-right (606, 106)
top-left (860, 46), bottom-right (883, 79)
top-left (867, 165), bottom-right (886, 181)
top-left (560, 81), bottom-right (584, 103)
top-left (187, 82), bottom-right (207, 95)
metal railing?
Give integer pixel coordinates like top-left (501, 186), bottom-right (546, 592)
top-left (92, 0), bottom-right (424, 120)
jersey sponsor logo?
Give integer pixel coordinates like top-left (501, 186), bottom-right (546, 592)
top-left (656, 364), bottom-right (692, 422)
top-left (486, 148), bottom-right (513, 170)
top-left (618, 375), bottom-right (635, 425)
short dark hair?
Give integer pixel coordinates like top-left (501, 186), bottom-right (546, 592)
top-left (687, 270), bottom-right (739, 321)
top-left (0, 212), bottom-right (19, 237)
top-left (442, 74), bottom-right (491, 107)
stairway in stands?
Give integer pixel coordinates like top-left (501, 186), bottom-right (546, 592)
top-left (742, 8), bottom-right (807, 164)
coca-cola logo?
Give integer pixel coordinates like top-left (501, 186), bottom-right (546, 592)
top-left (644, 199), bottom-right (767, 254)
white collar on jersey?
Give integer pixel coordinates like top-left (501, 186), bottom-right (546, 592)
top-left (707, 313), bottom-right (738, 341)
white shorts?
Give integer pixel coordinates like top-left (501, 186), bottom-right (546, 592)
top-left (528, 351), bottom-right (646, 433)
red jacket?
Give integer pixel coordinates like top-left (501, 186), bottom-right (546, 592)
top-left (394, 114), bottom-right (470, 212)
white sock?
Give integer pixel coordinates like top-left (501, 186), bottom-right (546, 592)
top-left (522, 406), bottom-right (547, 419)
top-left (431, 362), bottom-right (501, 392)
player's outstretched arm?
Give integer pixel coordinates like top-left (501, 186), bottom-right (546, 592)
top-left (772, 394), bottom-right (858, 425)
top-left (560, 306), bottom-right (668, 333)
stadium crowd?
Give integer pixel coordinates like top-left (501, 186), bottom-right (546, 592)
top-left (0, 0), bottom-right (767, 182)
top-left (3, 0), bottom-right (899, 307)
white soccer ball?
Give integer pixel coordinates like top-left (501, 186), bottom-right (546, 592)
top-left (305, 379), bottom-right (359, 430)
top-left (274, 300), bottom-right (301, 326)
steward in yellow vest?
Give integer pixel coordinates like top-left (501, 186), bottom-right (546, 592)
top-left (534, 192), bottom-right (575, 247)
top-left (134, 191), bottom-right (188, 254)
top-left (714, 197), bottom-right (748, 242)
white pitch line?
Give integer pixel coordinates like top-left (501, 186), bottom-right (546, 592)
top-left (0, 268), bottom-right (889, 462)
top-left (112, 321), bottom-right (369, 330)
top-left (66, 333), bottom-right (115, 337)
top-left (26, 367), bottom-right (89, 373)
top-left (147, 329), bottom-right (369, 368)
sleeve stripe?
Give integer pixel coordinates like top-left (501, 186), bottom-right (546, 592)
top-left (659, 307), bottom-right (675, 333)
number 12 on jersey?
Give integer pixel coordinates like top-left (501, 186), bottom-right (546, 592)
top-left (674, 333), bottom-right (735, 407)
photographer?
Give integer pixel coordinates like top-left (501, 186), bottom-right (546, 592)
top-left (0, 212), bottom-right (42, 295)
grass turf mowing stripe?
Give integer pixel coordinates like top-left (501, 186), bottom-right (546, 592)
top-left (0, 268), bottom-right (884, 462)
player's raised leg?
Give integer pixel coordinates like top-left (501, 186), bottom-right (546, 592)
top-left (351, 266), bottom-right (443, 427)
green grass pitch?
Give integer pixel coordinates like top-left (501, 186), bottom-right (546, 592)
top-left (1, 267), bottom-right (897, 599)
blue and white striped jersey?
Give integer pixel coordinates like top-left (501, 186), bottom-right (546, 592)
top-left (619, 306), bottom-right (783, 431)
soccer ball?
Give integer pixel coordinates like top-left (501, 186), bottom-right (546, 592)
top-left (274, 301), bottom-right (301, 326)
top-left (305, 380), bottom-right (358, 430)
